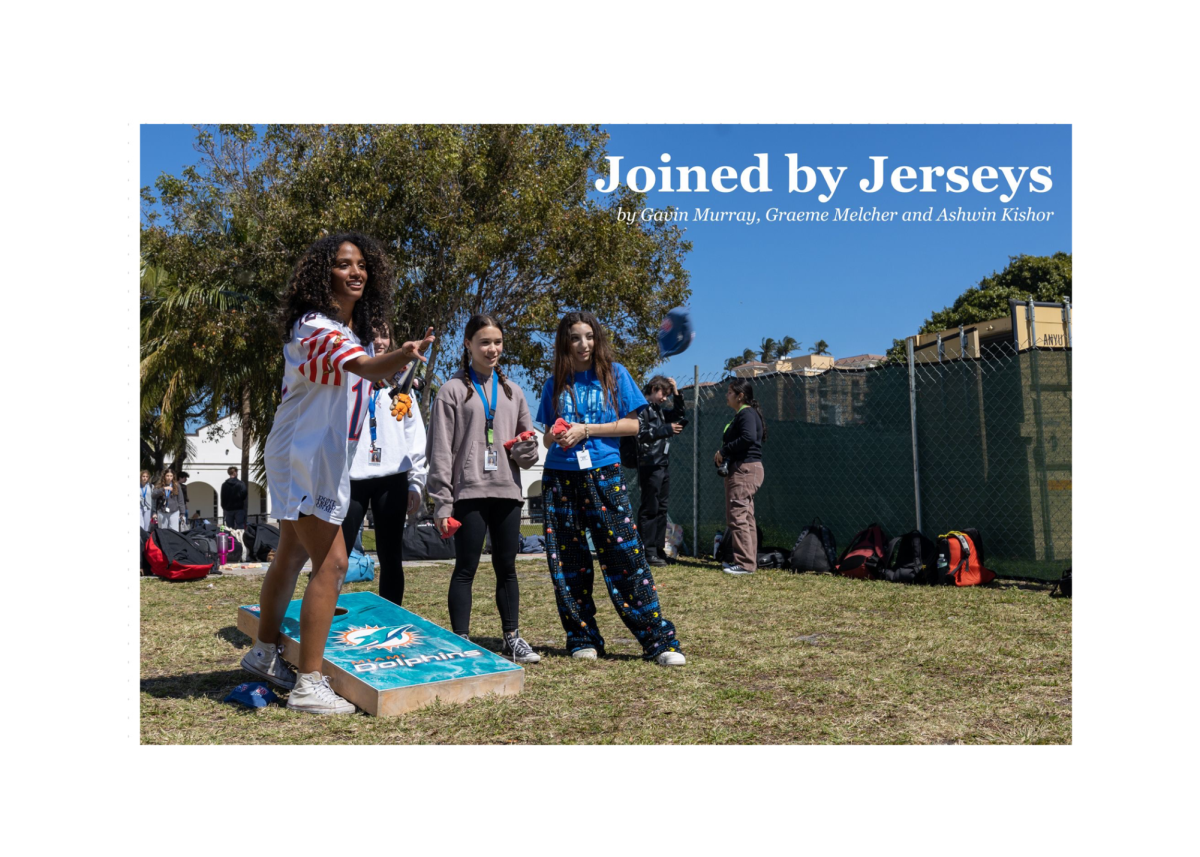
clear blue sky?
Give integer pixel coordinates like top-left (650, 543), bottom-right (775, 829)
top-left (142, 124), bottom-right (1071, 379)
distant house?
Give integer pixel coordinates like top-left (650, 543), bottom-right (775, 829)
top-left (163, 413), bottom-right (270, 525)
top-left (833, 354), bottom-right (885, 370)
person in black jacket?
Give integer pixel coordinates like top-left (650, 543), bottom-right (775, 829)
top-left (636, 375), bottom-right (685, 566)
top-left (221, 466), bottom-right (248, 529)
top-left (715, 377), bottom-right (767, 575)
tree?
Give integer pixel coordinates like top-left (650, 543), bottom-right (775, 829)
top-left (776, 336), bottom-right (799, 359)
top-left (884, 252), bottom-right (1072, 361)
top-left (809, 340), bottom-right (830, 355)
top-left (141, 124), bottom-right (692, 470)
top-left (759, 337), bottom-right (777, 363)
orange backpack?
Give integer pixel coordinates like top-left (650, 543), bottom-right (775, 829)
top-left (934, 529), bottom-right (995, 586)
top-left (837, 524), bottom-right (887, 579)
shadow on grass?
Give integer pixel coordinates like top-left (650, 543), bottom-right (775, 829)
top-left (141, 668), bottom-right (262, 701)
top-left (217, 626), bottom-right (253, 648)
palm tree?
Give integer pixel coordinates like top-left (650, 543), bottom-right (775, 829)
top-left (759, 338), bottom-right (777, 363)
top-left (741, 348), bottom-right (758, 365)
top-left (809, 340), bottom-right (830, 355)
top-left (776, 336), bottom-right (800, 359)
top-left (723, 356), bottom-right (743, 372)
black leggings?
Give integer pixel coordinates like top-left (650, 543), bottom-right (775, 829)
top-left (447, 497), bottom-right (524, 635)
top-left (341, 471), bottom-right (409, 606)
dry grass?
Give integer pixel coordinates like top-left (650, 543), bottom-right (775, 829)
top-left (140, 558), bottom-right (1071, 744)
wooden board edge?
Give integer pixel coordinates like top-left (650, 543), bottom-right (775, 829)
top-left (236, 606), bottom-right (522, 717)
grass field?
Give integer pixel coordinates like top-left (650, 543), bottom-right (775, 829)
top-left (140, 558), bottom-right (1071, 744)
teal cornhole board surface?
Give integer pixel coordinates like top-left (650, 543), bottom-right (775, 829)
top-left (237, 591), bottom-right (523, 716)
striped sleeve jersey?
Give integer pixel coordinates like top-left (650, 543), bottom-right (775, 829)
top-left (263, 312), bottom-right (371, 524)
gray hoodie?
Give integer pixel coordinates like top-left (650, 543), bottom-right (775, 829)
top-left (425, 369), bottom-right (534, 519)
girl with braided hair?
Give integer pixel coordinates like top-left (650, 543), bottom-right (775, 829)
top-left (536, 311), bottom-right (685, 666)
top-left (241, 233), bottom-right (435, 714)
top-left (425, 314), bottom-right (541, 663)
top-left (714, 377), bottom-right (768, 575)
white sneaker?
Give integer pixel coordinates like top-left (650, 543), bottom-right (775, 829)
top-left (502, 633), bottom-right (541, 664)
top-left (240, 642), bottom-right (297, 689)
top-left (655, 651), bottom-right (687, 666)
top-left (286, 672), bottom-right (356, 715)
top-left (571, 647), bottom-right (598, 660)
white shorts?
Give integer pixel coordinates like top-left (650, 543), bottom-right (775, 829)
top-left (265, 432), bottom-right (353, 526)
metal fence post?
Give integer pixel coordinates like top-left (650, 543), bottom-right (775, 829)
top-left (906, 337), bottom-right (922, 532)
top-left (693, 364), bottom-right (699, 557)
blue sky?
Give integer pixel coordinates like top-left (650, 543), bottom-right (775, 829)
top-left (142, 124), bottom-right (1071, 380)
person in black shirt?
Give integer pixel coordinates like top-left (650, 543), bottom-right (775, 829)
top-left (221, 466), bottom-right (248, 529)
top-left (715, 378), bottom-right (766, 574)
top-left (636, 375), bottom-right (685, 566)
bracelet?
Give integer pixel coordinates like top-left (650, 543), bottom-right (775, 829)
top-left (585, 424), bottom-right (590, 440)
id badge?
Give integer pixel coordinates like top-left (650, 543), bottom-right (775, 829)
top-left (369, 446), bottom-right (382, 465)
top-left (484, 447), bottom-right (499, 471)
top-left (575, 446), bottom-right (593, 469)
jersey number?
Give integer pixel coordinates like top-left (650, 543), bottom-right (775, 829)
top-left (349, 379), bottom-right (365, 440)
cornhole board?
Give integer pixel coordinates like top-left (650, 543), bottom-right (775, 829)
top-left (237, 591), bottom-right (523, 716)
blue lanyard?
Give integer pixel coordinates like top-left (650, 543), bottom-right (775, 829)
top-left (468, 366), bottom-right (498, 445)
top-left (367, 389), bottom-right (380, 446)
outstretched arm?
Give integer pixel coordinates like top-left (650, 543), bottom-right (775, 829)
top-left (345, 327), bottom-right (436, 383)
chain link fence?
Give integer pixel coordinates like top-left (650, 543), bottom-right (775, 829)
top-left (624, 342), bottom-right (1071, 581)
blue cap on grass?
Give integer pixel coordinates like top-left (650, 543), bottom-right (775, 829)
top-left (225, 681), bottom-right (278, 709)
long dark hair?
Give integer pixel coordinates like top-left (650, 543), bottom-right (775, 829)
top-left (460, 313), bottom-right (514, 402)
top-left (551, 311), bottom-right (619, 417)
top-left (279, 232), bottom-right (394, 344)
top-left (728, 377), bottom-right (768, 441)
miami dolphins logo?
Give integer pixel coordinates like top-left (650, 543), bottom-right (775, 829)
top-left (332, 624), bottom-right (423, 651)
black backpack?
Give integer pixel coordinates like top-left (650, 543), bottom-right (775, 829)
top-left (789, 518), bottom-right (837, 573)
top-left (876, 530), bottom-right (938, 584)
top-left (756, 549), bottom-right (787, 569)
top-left (250, 523), bottom-right (280, 561)
top-left (1052, 567), bottom-right (1072, 597)
top-left (187, 534), bottom-right (220, 568)
top-left (402, 515), bottom-right (456, 561)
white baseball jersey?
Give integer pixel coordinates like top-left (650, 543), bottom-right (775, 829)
top-left (265, 312), bottom-right (370, 524)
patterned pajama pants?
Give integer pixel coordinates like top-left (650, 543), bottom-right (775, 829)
top-left (542, 465), bottom-right (682, 660)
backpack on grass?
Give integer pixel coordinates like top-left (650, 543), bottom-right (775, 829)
top-left (756, 549), bottom-right (787, 569)
top-left (145, 529), bottom-right (213, 582)
top-left (934, 529), bottom-right (996, 587)
top-left (1051, 567), bottom-right (1072, 597)
top-left (403, 515), bottom-right (456, 561)
top-left (875, 530), bottom-right (938, 584)
top-left (249, 523), bottom-right (280, 562)
top-left (345, 549), bottom-right (375, 583)
top-left (837, 524), bottom-right (887, 579)
top-left (789, 518), bottom-right (837, 573)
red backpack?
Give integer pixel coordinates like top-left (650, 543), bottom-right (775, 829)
top-left (934, 529), bottom-right (996, 587)
top-left (145, 529), bottom-right (212, 582)
top-left (837, 524), bottom-right (887, 579)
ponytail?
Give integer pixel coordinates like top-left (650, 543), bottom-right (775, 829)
top-left (750, 398), bottom-right (768, 442)
top-left (496, 366), bottom-right (514, 400)
top-left (460, 347), bottom-right (475, 402)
